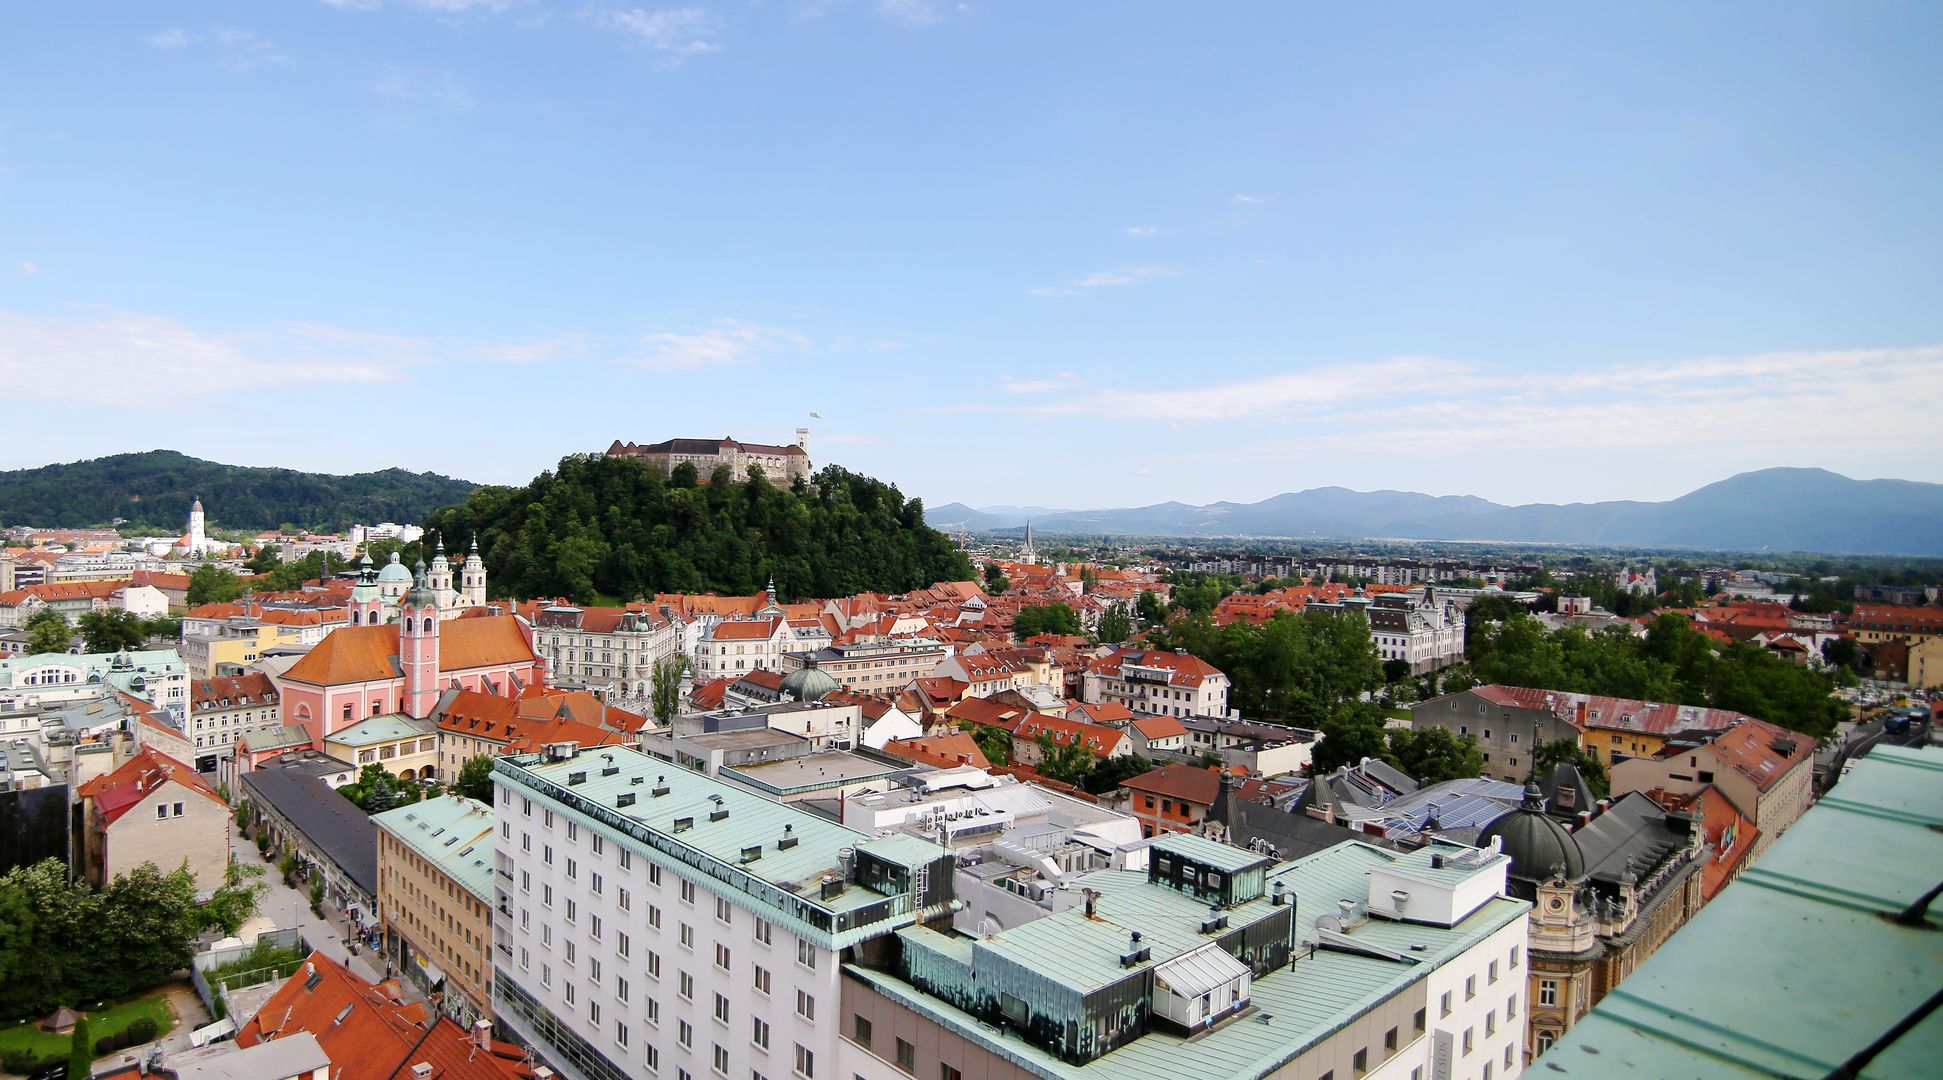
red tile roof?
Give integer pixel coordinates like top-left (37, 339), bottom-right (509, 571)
top-left (192, 672), bottom-right (279, 710)
top-left (1120, 762), bottom-right (1225, 805)
top-left (882, 734), bottom-right (991, 770)
top-left (283, 616), bottom-right (536, 686)
top-left (1468, 684), bottom-right (1753, 737)
top-left (1013, 712), bottom-right (1127, 758)
top-left (77, 747), bottom-right (224, 825)
top-left (435, 688), bottom-right (632, 753)
top-left (710, 618), bottom-right (783, 641)
top-left (1088, 647), bottom-right (1225, 687)
top-left (237, 950), bottom-right (533, 1080)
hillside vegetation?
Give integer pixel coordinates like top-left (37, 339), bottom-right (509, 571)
top-left (425, 454), bottom-right (973, 603)
top-left (0, 450), bottom-right (476, 532)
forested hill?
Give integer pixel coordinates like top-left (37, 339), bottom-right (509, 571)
top-left (424, 454), bottom-right (975, 603)
top-left (0, 450), bottom-right (477, 532)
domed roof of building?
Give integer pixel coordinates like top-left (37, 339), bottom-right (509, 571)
top-left (780, 657), bottom-right (838, 702)
top-left (1477, 783), bottom-right (1585, 884)
top-left (403, 559), bottom-right (437, 609)
top-left (377, 551), bottom-right (414, 582)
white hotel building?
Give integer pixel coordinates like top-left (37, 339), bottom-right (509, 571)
top-left (490, 745), bottom-right (953, 1080)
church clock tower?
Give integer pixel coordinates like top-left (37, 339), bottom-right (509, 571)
top-left (400, 560), bottom-right (442, 719)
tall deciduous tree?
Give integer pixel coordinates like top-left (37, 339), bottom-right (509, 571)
top-left (455, 755), bottom-right (497, 802)
top-left (1013, 603), bottom-right (1081, 640)
top-left (1386, 726), bottom-right (1485, 785)
top-left (78, 610), bottom-right (148, 653)
top-left (24, 609), bottom-right (72, 655)
top-left (1532, 738), bottom-right (1610, 798)
top-left (1094, 602), bottom-right (1133, 645)
top-left (651, 655), bottom-right (690, 727)
top-left (186, 565), bottom-right (244, 606)
top-left (1310, 701), bottom-right (1393, 774)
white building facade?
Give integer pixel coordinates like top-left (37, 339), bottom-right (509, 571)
top-left (490, 745), bottom-right (950, 1080)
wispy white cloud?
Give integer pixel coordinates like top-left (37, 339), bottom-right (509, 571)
top-left (210, 29), bottom-right (292, 71)
top-left (594, 7), bottom-right (721, 54)
top-left (999, 372), bottom-right (1082, 395)
top-left (623, 321), bottom-right (810, 371)
top-left (323, 0), bottom-right (514, 12)
top-left (18, 262), bottom-right (34, 276)
top-left (0, 311), bottom-right (397, 404)
top-left (874, 0), bottom-right (965, 26)
top-left (1232, 193), bottom-right (1265, 205)
top-left (1000, 347), bottom-right (1943, 468)
top-left (1028, 265), bottom-right (1177, 298)
top-left (370, 67), bottom-right (475, 109)
top-left (1125, 226), bottom-right (1161, 237)
top-left (0, 308), bottom-right (626, 408)
top-left (146, 28), bottom-right (192, 48)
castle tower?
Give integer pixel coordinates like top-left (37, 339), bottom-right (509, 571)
top-left (349, 550), bottom-right (384, 626)
top-left (427, 535), bottom-right (457, 609)
top-left (187, 497), bottom-right (206, 556)
top-left (461, 535), bottom-right (487, 608)
top-left (400, 560), bottom-right (442, 719)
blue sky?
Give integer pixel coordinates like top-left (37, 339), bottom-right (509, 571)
top-left (3, 2), bottom-right (1940, 511)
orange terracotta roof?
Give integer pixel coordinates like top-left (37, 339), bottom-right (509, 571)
top-left (882, 734), bottom-right (991, 770)
top-left (1120, 762), bottom-right (1226, 805)
top-left (710, 618), bottom-right (782, 641)
top-left (192, 672), bottom-right (279, 710)
top-left (78, 747), bottom-right (224, 825)
top-left (1130, 715), bottom-right (1188, 740)
top-left (284, 616), bottom-right (535, 686)
top-left (1013, 712), bottom-right (1127, 758)
top-left (283, 623), bottom-right (399, 684)
top-left (237, 950), bottom-right (530, 1080)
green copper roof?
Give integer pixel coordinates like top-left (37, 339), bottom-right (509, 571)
top-left (1542, 744), bottom-right (1943, 1078)
top-left (326, 712), bottom-right (435, 747)
top-left (851, 838), bottom-right (1528, 1080)
top-left (495, 747), bottom-right (949, 948)
top-left (372, 794), bottom-right (497, 903)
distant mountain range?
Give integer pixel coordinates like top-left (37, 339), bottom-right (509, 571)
top-left (0, 450), bottom-right (479, 532)
top-left (926, 469), bottom-right (1943, 556)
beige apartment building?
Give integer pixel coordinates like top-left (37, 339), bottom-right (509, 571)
top-left (373, 794), bottom-right (496, 1023)
top-left (74, 747), bottom-right (230, 894)
top-left (782, 638), bottom-right (949, 696)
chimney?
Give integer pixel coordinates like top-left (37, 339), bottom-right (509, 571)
top-left (1391, 888), bottom-right (1410, 917)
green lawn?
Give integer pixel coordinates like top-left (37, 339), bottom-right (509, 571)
top-left (0, 993), bottom-right (176, 1064)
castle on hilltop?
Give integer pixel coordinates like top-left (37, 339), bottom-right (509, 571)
top-left (606, 429), bottom-right (813, 484)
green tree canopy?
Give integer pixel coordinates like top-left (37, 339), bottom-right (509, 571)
top-left (24, 609), bottom-right (72, 655)
top-left (1147, 609), bottom-right (1384, 725)
top-left (422, 456), bottom-right (971, 603)
top-left (186, 565), bottom-right (244, 606)
top-left (67, 1013), bottom-right (90, 1080)
top-left (78, 610), bottom-right (150, 653)
top-left (0, 450), bottom-right (475, 531)
top-left (1095, 602), bottom-right (1133, 645)
top-left (651, 655), bottom-right (690, 727)
top-left (1464, 610), bottom-right (1844, 742)
top-left (1014, 602), bottom-right (1082, 640)
top-left (454, 755), bottom-right (496, 802)
top-left (1310, 701), bottom-right (1394, 774)
top-left (1386, 726), bottom-right (1486, 785)
top-left (1532, 738), bottom-right (1610, 799)
top-left (0, 859), bottom-right (204, 1018)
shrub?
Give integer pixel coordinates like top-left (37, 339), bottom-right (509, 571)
top-left (94, 1035), bottom-right (115, 1055)
top-left (8, 1050), bottom-right (63, 1073)
top-left (127, 1017), bottom-right (158, 1043)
